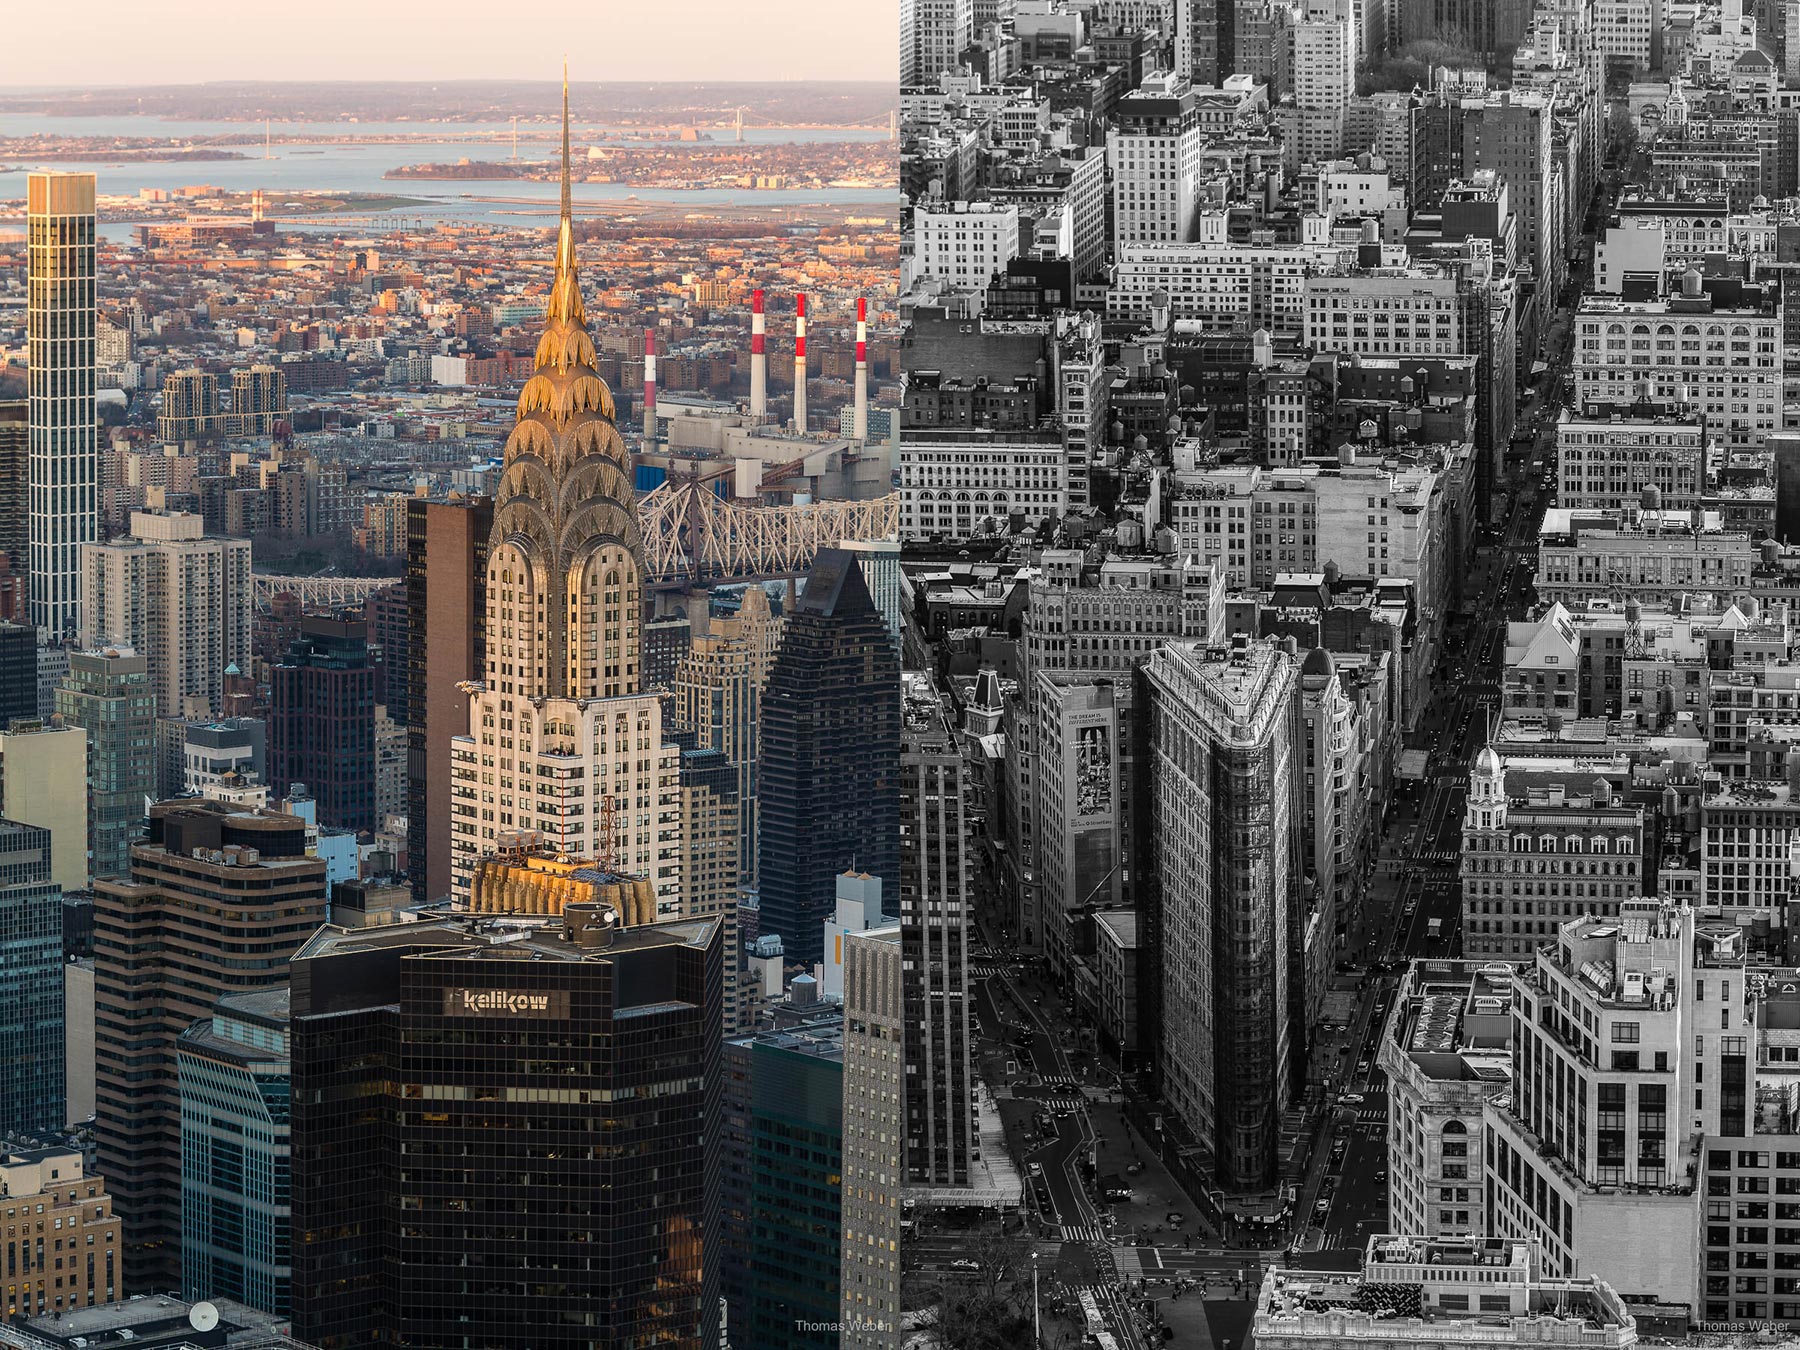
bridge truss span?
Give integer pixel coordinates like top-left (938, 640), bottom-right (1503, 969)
top-left (637, 481), bottom-right (898, 585)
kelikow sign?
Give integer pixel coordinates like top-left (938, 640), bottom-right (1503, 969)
top-left (442, 988), bottom-right (570, 1018)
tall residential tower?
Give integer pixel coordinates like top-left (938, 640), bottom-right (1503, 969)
top-left (27, 172), bottom-right (98, 639)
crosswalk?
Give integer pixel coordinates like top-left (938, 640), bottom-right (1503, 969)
top-left (1061, 1221), bottom-right (1107, 1243)
top-left (1356, 1107), bottom-right (1388, 1123)
top-left (1031, 1095), bottom-right (1087, 1112)
top-left (1407, 848), bottom-right (1460, 864)
top-left (1037, 1073), bottom-right (1081, 1089)
top-left (970, 962), bottom-right (1009, 979)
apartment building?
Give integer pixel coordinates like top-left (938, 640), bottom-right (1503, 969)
top-left (78, 511), bottom-right (253, 720)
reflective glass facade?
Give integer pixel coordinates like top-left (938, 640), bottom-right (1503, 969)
top-left (290, 915), bottom-right (723, 1349)
top-left (178, 988), bottom-right (292, 1318)
top-left (0, 819), bottom-right (65, 1136)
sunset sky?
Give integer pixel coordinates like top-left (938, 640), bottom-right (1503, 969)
top-left (15, 0), bottom-right (895, 85)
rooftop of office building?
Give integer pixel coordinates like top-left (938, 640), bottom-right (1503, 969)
top-left (1257, 1236), bottom-right (1635, 1344)
top-left (1385, 961), bottom-right (1515, 1084)
top-left (293, 910), bottom-right (718, 966)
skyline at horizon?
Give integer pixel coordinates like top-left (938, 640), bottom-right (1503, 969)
top-left (12, 0), bottom-right (896, 86)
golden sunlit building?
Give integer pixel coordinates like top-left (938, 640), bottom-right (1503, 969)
top-left (0, 1148), bottom-right (120, 1320)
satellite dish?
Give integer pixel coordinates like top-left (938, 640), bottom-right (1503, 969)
top-left (190, 1302), bottom-right (219, 1333)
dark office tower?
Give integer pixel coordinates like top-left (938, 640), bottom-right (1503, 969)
top-left (289, 908), bottom-right (723, 1350)
top-left (93, 800), bottom-right (326, 1290)
top-left (900, 676), bottom-right (975, 1187)
top-left (0, 621), bottom-right (36, 727)
top-left (270, 614), bottom-right (375, 833)
top-left (756, 550), bottom-right (898, 968)
top-left (720, 1004), bottom-right (844, 1350)
top-left (0, 819), bottom-right (65, 1136)
top-left (404, 494), bottom-right (491, 904)
top-left (0, 402), bottom-right (24, 580)
top-left (363, 581), bottom-right (409, 722)
top-left (56, 648), bottom-right (156, 881)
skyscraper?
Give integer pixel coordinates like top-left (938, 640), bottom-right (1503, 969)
top-left (288, 908), bottom-right (722, 1349)
top-left (56, 647), bottom-right (156, 881)
top-left (1138, 635), bottom-right (1302, 1192)
top-left (176, 987), bottom-right (291, 1318)
top-left (838, 923), bottom-right (903, 1348)
top-left (93, 800), bottom-right (327, 1290)
top-left (404, 493), bottom-right (491, 904)
top-left (673, 586), bottom-right (783, 884)
top-left (27, 172), bottom-right (98, 640)
top-left (270, 614), bottom-right (376, 834)
top-left (449, 78), bottom-right (680, 911)
top-left (0, 819), bottom-right (65, 1137)
top-left (899, 674), bottom-right (975, 1188)
top-left (756, 550), bottom-right (899, 967)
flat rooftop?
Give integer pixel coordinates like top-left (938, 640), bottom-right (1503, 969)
top-left (293, 913), bottom-right (717, 965)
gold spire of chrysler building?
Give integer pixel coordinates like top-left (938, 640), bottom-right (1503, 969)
top-left (546, 58), bottom-right (586, 332)
top-left (449, 69), bottom-right (675, 910)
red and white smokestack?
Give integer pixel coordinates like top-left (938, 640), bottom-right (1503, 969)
top-left (750, 288), bottom-right (767, 420)
top-left (643, 328), bottom-right (657, 442)
top-left (853, 296), bottom-right (869, 442)
top-left (793, 292), bottom-right (808, 432)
